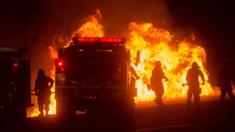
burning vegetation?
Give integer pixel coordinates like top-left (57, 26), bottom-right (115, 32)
top-left (28, 9), bottom-right (216, 117)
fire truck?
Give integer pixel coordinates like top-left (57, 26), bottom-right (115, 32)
top-left (55, 37), bottom-right (135, 118)
top-left (0, 47), bottom-right (31, 119)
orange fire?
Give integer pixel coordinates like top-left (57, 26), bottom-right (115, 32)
top-left (126, 22), bottom-right (214, 102)
top-left (28, 10), bottom-right (216, 117)
top-left (68, 11), bottom-right (215, 103)
top-left (73, 9), bottom-right (104, 38)
top-left (27, 10), bottom-right (104, 117)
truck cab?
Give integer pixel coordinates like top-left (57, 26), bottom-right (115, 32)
top-left (55, 37), bottom-right (135, 117)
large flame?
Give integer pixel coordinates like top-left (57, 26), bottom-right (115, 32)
top-left (126, 22), bottom-right (214, 102)
top-left (28, 10), bottom-right (216, 117)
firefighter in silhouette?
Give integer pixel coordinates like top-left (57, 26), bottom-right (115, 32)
top-left (150, 61), bottom-right (168, 106)
top-left (217, 61), bottom-right (235, 103)
top-left (186, 62), bottom-right (205, 107)
top-left (35, 69), bottom-right (54, 116)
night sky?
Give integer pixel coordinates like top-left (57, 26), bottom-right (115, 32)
top-left (0, 0), bottom-right (234, 83)
top-left (167, 0), bottom-right (235, 61)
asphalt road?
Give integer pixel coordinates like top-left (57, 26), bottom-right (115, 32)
top-left (1, 98), bottom-right (235, 132)
top-left (135, 100), bottom-right (235, 132)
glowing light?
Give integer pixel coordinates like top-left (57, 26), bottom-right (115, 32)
top-left (73, 37), bottom-right (125, 43)
top-left (58, 62), bottom-right (63, 66)
top-left (12, 63), bottom-right (18, 68)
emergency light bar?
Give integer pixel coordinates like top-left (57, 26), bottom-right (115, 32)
top-left (73, 37), bottom-right (126, 43)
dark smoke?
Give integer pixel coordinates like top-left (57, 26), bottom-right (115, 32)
top-left (1, 0), bottom-right (173, 89)
top-left (1, 0), bottom-right (234, 89)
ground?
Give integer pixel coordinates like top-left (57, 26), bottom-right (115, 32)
top-left (1, 96), bottom-right (235, 132)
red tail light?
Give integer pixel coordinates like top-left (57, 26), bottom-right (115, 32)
top-left (117, 68), bottom-right (122, 73)
top-left (83, 96), bottom-right (97, 100)
top-left (58, 61), bottom-right (63, 66)
top-left (56, 60), bottom-right (65, 72)
top-left (12, 63), bottom-right (18, 68)
top-left (12, 62), bottom-right (18, 71)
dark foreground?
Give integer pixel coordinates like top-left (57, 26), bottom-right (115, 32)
top-left (1, 99), bottom-right (235, 132)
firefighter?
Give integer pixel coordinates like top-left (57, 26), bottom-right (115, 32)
top-left (217, 61), bottom-right (235, 103)
top-left (35, 69), bottom-right (54, 116)
top-left (186, 62), bottom-right (205, 107)
top-left (150, 61), bottom-right (168, 106)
